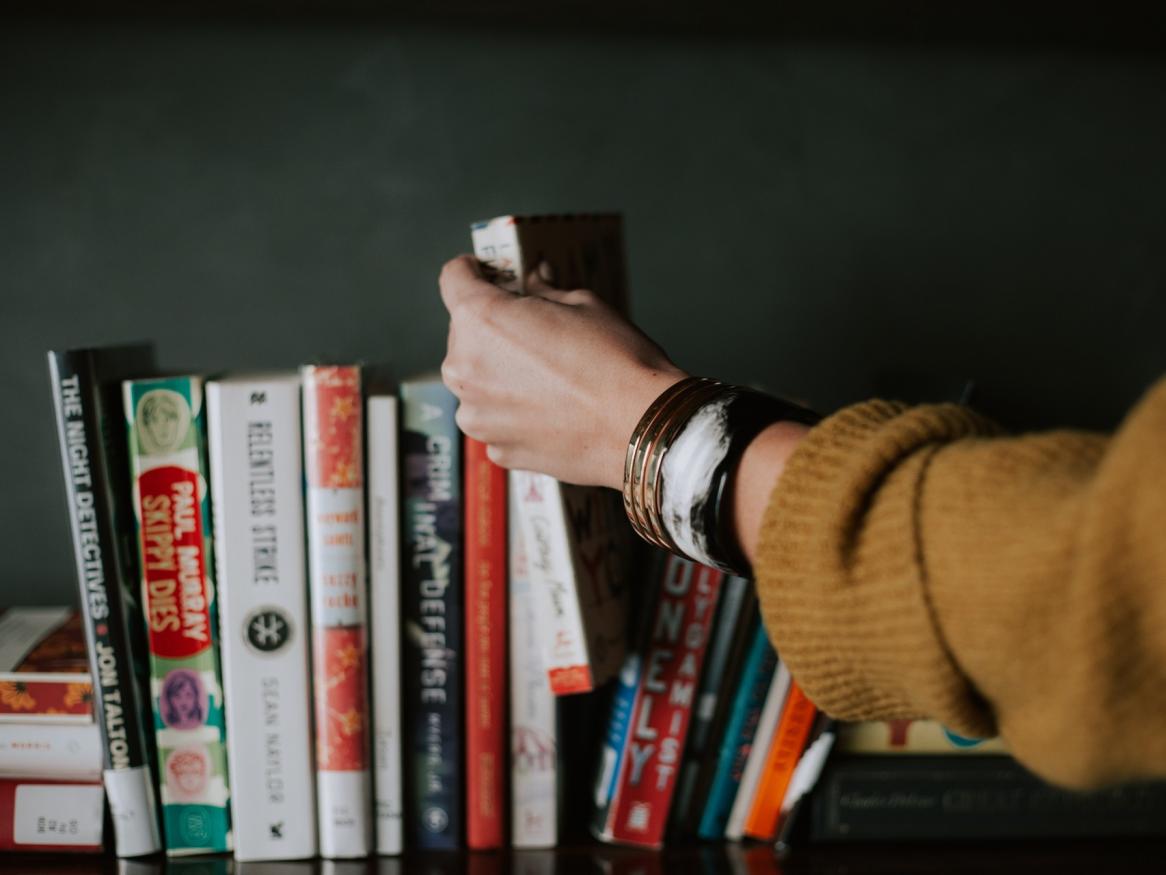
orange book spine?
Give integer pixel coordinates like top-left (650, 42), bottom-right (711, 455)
top-left (742, 681), bottom-right (817, 840)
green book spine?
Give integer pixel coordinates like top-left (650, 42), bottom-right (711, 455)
top-left (123, 376), bottom-right (232, 855)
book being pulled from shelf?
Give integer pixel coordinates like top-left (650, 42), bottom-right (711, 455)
top-left (472, 214), bottom-right (633, 696)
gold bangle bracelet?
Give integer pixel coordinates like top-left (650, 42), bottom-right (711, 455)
top-left (623, 376), bottom-right (707, 540)
top-left (641, 380), bottom-right (726, 551)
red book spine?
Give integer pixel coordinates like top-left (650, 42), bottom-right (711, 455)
top-left (464, 438), bottom-right (508, 849)
top-left (303, 365), bottom-right (372, 857)
top-left (607, 559), bottom-right (724, 848)
top-left (0, 779), bottom-right (104, 853)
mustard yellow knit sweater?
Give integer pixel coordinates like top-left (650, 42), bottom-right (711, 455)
top-left (755, 377), bottom-right (1166, 789)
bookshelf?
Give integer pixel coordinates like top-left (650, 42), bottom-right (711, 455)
top-left (4, 9), bottom-right (1166, 870)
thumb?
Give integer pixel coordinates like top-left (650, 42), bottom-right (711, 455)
top-left (439, 254), bottom-right (508, 313)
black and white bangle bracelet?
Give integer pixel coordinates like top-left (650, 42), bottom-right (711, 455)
top-left (622, 377), bottom-right (819, 576)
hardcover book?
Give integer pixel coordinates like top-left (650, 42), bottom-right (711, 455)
top-left (401, 376), bottom-right (463, 850)
top-left (743, 680), bottom-right (818, 840)
top-left (593, 556), bottom-right (725, 849)
top-left (811, 755), bottom-right (1166, 840)
top-left (0, 607), bottom-right (92, 723)
top-left (124, 374), bottom-right (232, 855)
top-left (207, 374), bottom-right (317, 861)
top-left (302, 365), bottom-right (373, 858)
top-left (47, 345), bottom-right (163, 857)
top-left (697, 618), bottom-right (776, 841)
top-left (367, 392), bottom-right (404, 855)
top-left (508, 495), bottom-right (557, 849)
top-left (725, 660), bottom-right (791, 840)
top-left (0, 779), bottom-right (104, 853)
top-left (668, 577), bottom-right (755, 837)
top-left (0, 723), bottom-right (102, 781)
top-left (472, 214), bottom-right (632, 696)
top-left (464, 438), bottom-right (507, 849)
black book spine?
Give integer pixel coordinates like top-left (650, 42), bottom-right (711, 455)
top-left (400, 379), bottom-right (464, 850)
top-left (47, 347), bottom-right (162, 856)
top-left (811, 755), bottom-right (1166, 841)
top-left (668, 575), bottom-right (755, 839)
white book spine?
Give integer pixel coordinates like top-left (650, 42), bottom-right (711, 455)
top-left (510, 471), bottom-right (595, 694)
top-left (0, 723), bottom-right (102, 780)
top-left (725, 662), bottom-right (791, 840)
top-left (508, 480), bottom-right (558, 848)
top-left (207, 376), bottom-right (318, 861)
top-left (367, 396), bottom-right (402, 856)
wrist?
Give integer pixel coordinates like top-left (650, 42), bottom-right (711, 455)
top-left (603, 364), bottom-right (688, 490)
top-left (729, 420), bottom-right (810, 565)
top-left (621, 377), bottom-right (819, 574)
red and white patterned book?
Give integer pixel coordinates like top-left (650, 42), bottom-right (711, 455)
top-left (303, 365), bottom-right (372, 858)
top-left (464, 438), bottom-right (507, 848)
top-left (0, 778), bottom-right (104, 853)
top-left (0, 608), bottom-right (93, 724)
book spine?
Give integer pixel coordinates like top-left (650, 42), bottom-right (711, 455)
top-left (725, 661), bottom-right (791, 840)
top-left (835, 719), bottom-right (1007, 755)
top-left (810, 755), bottom-right (1166, 840)
top-left (0, 723), bottom-right (103, 780)
top-left (207, 378), bottom-right (317, 861)
top-left (47, 350), bottom-right (162, 857)
top-left (0, 673), bottom-right (94, 723)
top-left (743, 680), bottom-right (818, 840)
top-left (0, 779), bottom-right (104, 852)
top-left (697, 619), bottom-right (776, 840)
top-left (590, 649), bottom-right (642, 839)
top-left (401, 379), bottom-right (463, 850)
top-left (124, 375), bottom-right (232, 855)
top-left (508, 494), bottom-right (557, 849)
top-left (367, 395), bottom-right (403, 856)
top-left (464, 438), bottom-right (507, 849)
top-left (602, 558), bottom-right (724, 848)
top-left (668, 576), bottom-right (752, 835)
top-left (510, 472), bottom-right (594, 694)
top-left (302, 366), bottom-right (372, 858)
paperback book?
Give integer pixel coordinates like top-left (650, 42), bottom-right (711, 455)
top-left (47, 344), bottom-right (163, 857)
top-left (124, 375), bottom-right (231, 855)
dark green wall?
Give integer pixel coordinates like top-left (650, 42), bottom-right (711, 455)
top-left (3, 22), bottom-right (1165, 605)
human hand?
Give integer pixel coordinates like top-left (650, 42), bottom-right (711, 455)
top-left (438, 254), bottom-right (687, 490)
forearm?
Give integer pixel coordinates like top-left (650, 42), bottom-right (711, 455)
top-left (752, 381), bottom-right (1166, 789)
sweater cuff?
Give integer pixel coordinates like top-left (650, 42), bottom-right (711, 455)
top-left (754, 399), bottom-right (999, 738)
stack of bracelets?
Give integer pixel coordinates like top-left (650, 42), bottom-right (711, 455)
top-left (622, 376), bottom-right (820, 576)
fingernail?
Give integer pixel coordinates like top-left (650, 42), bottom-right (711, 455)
top-left (537, 261), bottom-right (556, 284)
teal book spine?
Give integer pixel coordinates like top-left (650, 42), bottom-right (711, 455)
top-left (697, 617), bottom-right (776, 840)
top-left (123, 375), bottom-right (232, 855)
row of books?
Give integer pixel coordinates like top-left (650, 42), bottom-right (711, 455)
top-left (22, 213), bottom-right (1166, 860)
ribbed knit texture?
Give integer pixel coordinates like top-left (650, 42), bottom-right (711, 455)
top-left (755, 378), bottom-right (1166, 789)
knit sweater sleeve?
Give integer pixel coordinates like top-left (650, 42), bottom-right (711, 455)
top-left (753, 377), bottom-right (1166, 789)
